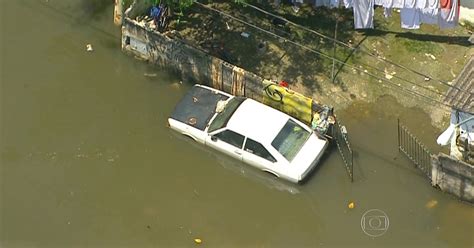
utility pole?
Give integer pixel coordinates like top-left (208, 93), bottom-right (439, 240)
top-left (114, 0), bottom-right (124, 26)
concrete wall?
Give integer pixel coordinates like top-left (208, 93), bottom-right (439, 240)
top-left (431, 153), bottom-right (474, 203)
top-left (121, 17), bottom-right (266, 101)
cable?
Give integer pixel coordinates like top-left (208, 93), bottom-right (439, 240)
top-left (241, 2), bottom-right (472, 94)
top-left (227, 8), bottom-right (448, 98)
top-left (194, 1), bottom-right (452, 107)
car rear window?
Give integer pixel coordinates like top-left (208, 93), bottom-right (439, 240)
top-left (271, 119), bottom-right (310, 162)
top-left (207, 97), bottom-right (245, 133)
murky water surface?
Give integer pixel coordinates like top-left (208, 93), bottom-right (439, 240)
top-left (1, 1), bottom-right (472, 247)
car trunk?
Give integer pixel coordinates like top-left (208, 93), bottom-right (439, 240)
top-left (170, 85), bottom-right (230, 131)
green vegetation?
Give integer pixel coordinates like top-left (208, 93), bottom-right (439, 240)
top-left (402, 39), bottom-right (443, 54)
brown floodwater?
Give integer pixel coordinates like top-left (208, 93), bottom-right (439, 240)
top-left (1, 1), bottom-right (472, 247)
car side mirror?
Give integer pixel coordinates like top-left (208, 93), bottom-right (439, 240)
top-left (211, 135), bottom-right (217, 142)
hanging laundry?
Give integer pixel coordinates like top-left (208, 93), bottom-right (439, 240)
top-left (391, 0), bottom-right (405, 8)
top-left (440, 0), bottom-right (450, 8)
top-left (416, 0), bottom-right (428, 8)
top-left (420, 7), bottom-right (439, 24)
top-left (343, 0), bottom-right (353, 8)
top-left (353, 0), bottom-right (375, 28)
top-left (384, 7), bottom-right (393, 18)
top-left (314, 0), bottom-right (332, 7)
top-left (404, 0), bottom-right (417, 8)
top-left (374, 0), bottom-right (385, 5)
top-left (401, 8), bottom-right (421, 28)
top-left (330, 0), bottom-right (341, 8)
top-left (426, 0), bottom-right (439, 8)
top-left (439, 0), bottom-right (460, 28)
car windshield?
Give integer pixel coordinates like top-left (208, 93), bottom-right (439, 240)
top-left (207, 97), bottom-right (245, 133)
top-left (271, 119), bottom-right (311, 162)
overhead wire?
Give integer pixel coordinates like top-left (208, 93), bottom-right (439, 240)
top-left (226, 7), bottom-right (448, 98)
top-left (241, 2), bottom-right (471, 94)
top-left (194, 1), bottom-right (452, 107)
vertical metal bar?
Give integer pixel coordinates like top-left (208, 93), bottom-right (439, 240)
top-left (400, 126), bottom-right (405, 150)
top-left (351, 148), bottom-right (354, 182)
top-left (397, 119), bottom-right (400, 150)
top-left (421, 144), bottom-right (425, 170)
top-left (404, 127), bottom-right (408, 154)
top-left (408, 130), bottom-right (412, 160)
top-left (404, 127), bottom-right (407, 152)
top-left (415, 137), bottom-right (419, 167)
top-left (331, 17), bottom-right (339, 84)
top-left (400, 126), bottom-right (405, 153)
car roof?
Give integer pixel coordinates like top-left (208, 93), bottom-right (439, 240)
top-left (226, 98), bottom-right (293, 144)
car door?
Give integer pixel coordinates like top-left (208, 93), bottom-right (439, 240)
top-left (206, 129), bottom-right (245, 161)
top-left (242, 138), bottom-right (278, 171)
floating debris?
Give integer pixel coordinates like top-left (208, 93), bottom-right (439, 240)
top-left (194, 238), bottom-right (202, 244)
top-left (144, 73), bottom-right (157, 77)
top-left (348, 201), bottom-right (355, 209)
top-left (86, 44), bottom-right (94, 52)
top-left (426, 199), bottom-right (438, 209)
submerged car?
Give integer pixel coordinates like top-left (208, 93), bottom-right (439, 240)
top-left (168, 85), bottom-right (328, 183)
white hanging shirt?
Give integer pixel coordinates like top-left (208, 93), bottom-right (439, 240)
top-left (353, 0), bottom-right (375, 28)
top-left (401, 8), bottom-right (421, 28)
top-left (404, 0), bottom-right (416, 8)
top-left (343, 0), bottom-right (353, 7)
top-left (420, 8), bottom-right (439, 24)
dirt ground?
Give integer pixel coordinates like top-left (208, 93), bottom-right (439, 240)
top-left (165, 0), bottom-right (473, 128)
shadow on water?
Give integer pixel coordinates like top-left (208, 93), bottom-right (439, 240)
top-left (78, 0), bottom-right (113, 20)
top-left (29, 0), bottom-right (118, 40)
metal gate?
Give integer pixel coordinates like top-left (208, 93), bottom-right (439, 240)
top-left (397, 119), bottom-right (432, 179)
top-left (333, 120), bottom-right (354, 182)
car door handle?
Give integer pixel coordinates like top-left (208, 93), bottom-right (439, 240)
top-left (234, 150), bottom-right (242, 155)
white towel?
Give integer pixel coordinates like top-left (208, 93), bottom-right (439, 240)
top-left (353, 0), bottom-right (375, 29)
top-left (416, 0), bottom-right (428, 8)
top-left (392, 0), bottom-right (405, 8)
top-left (401, 8), bottom-right (421, 29)
top-left (420, 8), bottom-right (438, 24)
top-left (343, 0), bottom-right (354, 7)
top-left (404, 0), bottom-right (416, 8)
top-left (426, 0), bottom-right (439, 9)
top-left (330, 0), bottom-right (341, 7)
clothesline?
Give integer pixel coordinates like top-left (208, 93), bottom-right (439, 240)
top-left (307, 0), bottom-right (461, 29)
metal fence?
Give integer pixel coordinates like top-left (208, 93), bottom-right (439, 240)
top-left (333, 120), bottom-right (354, 182)
top-left (397, 119), bottom-right (432, 179)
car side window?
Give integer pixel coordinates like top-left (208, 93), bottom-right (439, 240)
top-left (244, 138), bottom-right (277, 163)
top-left (214, 130), bottom-right (245, 148)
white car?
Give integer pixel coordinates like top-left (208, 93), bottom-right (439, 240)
top-left (168, 85), bottom-right (328, 183)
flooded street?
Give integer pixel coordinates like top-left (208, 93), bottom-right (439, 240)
top-left (1, 1), bottom-right (472, 247)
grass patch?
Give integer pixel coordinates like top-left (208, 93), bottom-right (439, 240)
top-left (402, 39), bottom-right (443, 54)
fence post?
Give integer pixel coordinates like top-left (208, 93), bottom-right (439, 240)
top-left (397, 118), bottom-right (400, 150)
top-left (397, 120), bottom-right (433, 180)
top-left (351, 146), bottom-right (354, 182)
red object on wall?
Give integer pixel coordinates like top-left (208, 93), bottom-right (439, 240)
top-left (279, 80), bottom-right (289, 88)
